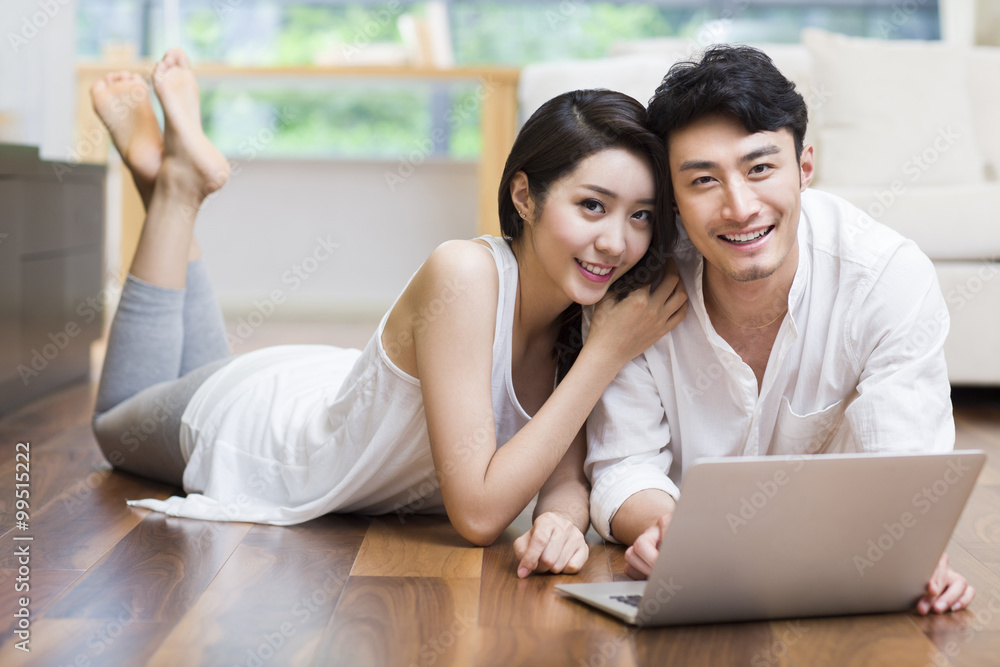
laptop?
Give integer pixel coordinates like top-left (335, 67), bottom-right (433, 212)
top-left (557, 450), bottom-right (986, 626)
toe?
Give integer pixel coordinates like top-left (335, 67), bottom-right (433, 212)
top-left (162, 47), bottom-right (191, 69)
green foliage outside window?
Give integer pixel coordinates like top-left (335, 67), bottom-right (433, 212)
top-left (77, 1), bottom-right (940, 161)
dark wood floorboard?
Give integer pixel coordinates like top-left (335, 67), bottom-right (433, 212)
top-left (44, 514), bottom-right (252, 622)
top-left (0, 381), bottom-right (998, 665)
top-left (631, 622), bottom-right (779, 667)
top-left (315, 576), bottom-right (480, 667)
top-left (147, 517), bottom-right (367, 666)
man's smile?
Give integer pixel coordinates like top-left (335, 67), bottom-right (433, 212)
top-left (719, 225), bottom-right (775, 246)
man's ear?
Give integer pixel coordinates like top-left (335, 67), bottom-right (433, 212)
top-left (509, 171), bottom-right (534, 223)
top-left (798, 144), bottom-right (815, 190)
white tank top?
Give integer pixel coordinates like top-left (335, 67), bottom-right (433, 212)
top-left (127, 236), bottom-right (532, 524)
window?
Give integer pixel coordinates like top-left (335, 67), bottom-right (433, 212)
top-left (77, 0), bottom-right (940, 159)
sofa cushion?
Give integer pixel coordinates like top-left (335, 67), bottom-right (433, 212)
top-left (814, 183), bottom-right (1000, 260)
top-left (968, 48), bottom-right (1000, 181)
top-left (803, 28), bottom-right (985, 188)
top-left (517, 54), bottom-right (675, 123)
top-left (934, 261), bottom-right (1000, 386)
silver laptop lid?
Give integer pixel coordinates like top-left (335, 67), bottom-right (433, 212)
top-left (633, 450), bottom-right (986, 626)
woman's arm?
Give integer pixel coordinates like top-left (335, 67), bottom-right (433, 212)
top-left (533, 427), bottom-right (590, 532)
top-left (513, 428), bottom-right (590, 577)
top-left (412, 241), bottom-right (686, 546)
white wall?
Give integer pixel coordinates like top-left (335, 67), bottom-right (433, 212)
top-left (194, 158), bottom-right (478, 320)
top-left (0, 0), bottom-right (76, 160)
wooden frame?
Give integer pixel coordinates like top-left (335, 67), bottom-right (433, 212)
top-left (74, 62), bottom-right (520, 272)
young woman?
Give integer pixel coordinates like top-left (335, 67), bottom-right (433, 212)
top-left (90, 49), bottom-right (688, 577)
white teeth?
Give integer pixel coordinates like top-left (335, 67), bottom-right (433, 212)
top-left (723, 227), bottom-right (771, 243)
top-left (579, 260), bottom-right (612, 276)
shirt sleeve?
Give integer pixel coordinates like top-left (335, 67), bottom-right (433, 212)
top-left (585, 350), bottom-right (679, 543)
top-left (845, 240), bottom-right (954, 453)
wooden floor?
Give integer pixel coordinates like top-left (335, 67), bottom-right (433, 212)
top-left (1, 379), bottom-right (999, 666)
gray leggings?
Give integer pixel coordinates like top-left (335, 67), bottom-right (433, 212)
top-left (92, 260), bottom-right (233, 487)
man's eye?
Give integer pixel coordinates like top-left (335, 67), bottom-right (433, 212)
top-left (750, 164), bottom-right (772, 175)
top-left (692, 176), bottom-right (713, 186)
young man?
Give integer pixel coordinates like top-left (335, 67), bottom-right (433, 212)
top-left (585, 45), bottom-right (973, 615)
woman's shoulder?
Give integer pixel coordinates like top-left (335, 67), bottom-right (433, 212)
top-left (414, 239), bottom-right (501, 300)
top-left (426, 238), bottom-right (499, 269)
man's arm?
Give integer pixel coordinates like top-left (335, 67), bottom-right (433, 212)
top-left (614, 490), bottom-right (677, 580)
top-left (846, 240), bottom-right (970, 612)
top-left (844, 241), bottom-right (953, 453)
top-left (586, 350), bottom-right (678, 544)
top-left (610, 489), bottom-right (676, 546)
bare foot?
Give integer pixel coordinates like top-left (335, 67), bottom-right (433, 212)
top-left (151, 48), bottom-right (230, 199)
top-left (90, 71), bottom-right (163, 204)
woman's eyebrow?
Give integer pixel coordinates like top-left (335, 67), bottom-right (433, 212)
top-left (582, 184), bottom-right (617, 197)
top-left (581, 185), bottom-right (654, 205)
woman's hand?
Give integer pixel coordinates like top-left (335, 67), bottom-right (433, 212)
top-left (588, 261), bottom-right (688, 366)
top-left (916, 553), bottom-right (975, 614)
top-left (513, 511), bottom-right (590, 578)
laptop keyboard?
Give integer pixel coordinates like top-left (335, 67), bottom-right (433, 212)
top-left (610, 594), bottom-right (641, 608)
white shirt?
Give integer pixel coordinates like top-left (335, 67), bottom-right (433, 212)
top-left (585, 189), bottom-right (954, 542)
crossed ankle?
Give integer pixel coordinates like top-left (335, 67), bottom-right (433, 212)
top-left (154, 166), bottom-right (212, 207)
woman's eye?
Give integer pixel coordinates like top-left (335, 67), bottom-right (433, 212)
top-left (580, 199), bottom-right (604, 213)
top-left (692, 176), bottom-right (714, 186)
top-left (632, 210), bottom-right (652, 223)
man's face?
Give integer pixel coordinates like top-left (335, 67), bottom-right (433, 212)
top-left (668, 113), bottom-right (814, 285)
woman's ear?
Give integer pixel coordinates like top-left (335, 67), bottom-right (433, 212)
top-left (509, 171), bottom-right (534, 223)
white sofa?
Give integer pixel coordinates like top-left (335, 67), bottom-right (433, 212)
top-left (519, 29), bottom-right (1000, 385)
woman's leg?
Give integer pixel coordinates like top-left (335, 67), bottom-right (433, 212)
top-left (90, 70), bottom-right (162, 209)
top-left (94, 274), bottom-right (184, 414)
top-left (180, 258), bottom-right (231, 376)
top-left (91, 67), bottom-right (231, 379)
top-left (92, 357), bottom-right (230, 486)
top-left (91, 49), bottom-right (231, 482)
top-left (128, 48), bottom-right (229, 290)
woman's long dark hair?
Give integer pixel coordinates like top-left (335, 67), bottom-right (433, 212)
top-left (497, 89), bottom-right (676, 381)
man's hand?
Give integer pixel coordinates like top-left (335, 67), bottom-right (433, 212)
top-left (624, 513), bottom-right (672, 580)
top-left (513, 511), bottom-right (589, 578)
top-left (916, 552), bottom-right (975, 615)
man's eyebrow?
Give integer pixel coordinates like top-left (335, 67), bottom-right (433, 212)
top-left (677, 159), bottom-right (717, 172)
top-left (677, 144), bottom-right (783, 172)
top-left (740, 145), bottom-right (781, 163)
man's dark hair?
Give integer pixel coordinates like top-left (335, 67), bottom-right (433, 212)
top-left (647, 44), bottom-right (809, 159)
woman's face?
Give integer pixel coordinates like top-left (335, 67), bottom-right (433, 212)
top-left (519, 147), bottom-right (656, 306)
